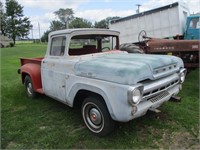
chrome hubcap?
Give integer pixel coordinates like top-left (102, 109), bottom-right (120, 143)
top-left (83, 102), bottom-right (104, 133)
top-left (89, 108), bottom-right (102, 125)
top-left (27, 83), bottom-right (32, 95)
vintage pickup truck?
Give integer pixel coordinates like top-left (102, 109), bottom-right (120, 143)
top-left (18, 28), bottom-right (187, 136)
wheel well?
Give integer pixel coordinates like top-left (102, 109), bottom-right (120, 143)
top-left (22, 73), bottom-right (29, 84)
top-left (73, 90), bottom-right (105, 108)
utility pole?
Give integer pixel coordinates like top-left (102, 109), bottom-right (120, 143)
top-left (64, 14), bottom-right (69, 29)
top-left (38, 22), bottom-right (41, 43)
top-left (31, 27), bottom-right (34, 42)
top-left (136, 4), bottom-right (141, 13)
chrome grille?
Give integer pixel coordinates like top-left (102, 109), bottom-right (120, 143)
top-left (143, 79), bottom-right (179, 97)
top-left (142, 73), bottom-right (179, 101)
top-left (148, 91), bottom-right (170, 103)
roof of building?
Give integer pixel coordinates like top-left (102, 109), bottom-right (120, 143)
top-left (110, 2), bottom-right (180, 24)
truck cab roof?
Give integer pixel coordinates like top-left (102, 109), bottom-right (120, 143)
top-left (49, 28), bottom-right (120, 38)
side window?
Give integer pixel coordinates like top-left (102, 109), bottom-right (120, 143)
top-left (189, 18), bottom-right (200, 29)
top-left (50, 36), bottom-right (66, 56)
top-left (102, 36), bottom-right (117, 51)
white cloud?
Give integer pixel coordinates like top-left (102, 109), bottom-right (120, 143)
top-left (76, 9), bottom-right (135, 22)
top-left (186, 0), bottom-right (200, 14)
top-left (29, 12), bottom-right (56, 39)
top-left (17, 0), bottom-right (90, 11)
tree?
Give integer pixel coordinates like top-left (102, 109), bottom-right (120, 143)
top-left (94, 19), bottom-right (107, 29)
top-left (5, 0), bottom-right (32, 44)
top-left (50, 20), bottom-right (65, 31)
top-left (54, 8), bottom-right (74, 29)
top-left (41, 30), bottom-right (51, 42)
top-left (69, 17), bottom-right (93, 28)
top-left (0, 1), bottom-right (7, 36)
top-left (95, 16), bottom-right (120, 29)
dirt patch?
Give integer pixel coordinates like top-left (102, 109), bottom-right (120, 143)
top-left (146, 111), bottom-right (167, 120)
top-left (137, 124), bottom-right (199, 149)
top-left (6, 141), bottom-right (17, 149)
top-left (39, 126), bottom-right (47, 130)
top-left (156, 130), bottom-right (199, 149)
top-left (69, 125), bottom-right (86, 134)
top-left (11, 106), bottom-right (27, 112)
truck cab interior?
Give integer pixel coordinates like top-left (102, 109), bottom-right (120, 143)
top-left (68, 34), bottom-right (119, 56)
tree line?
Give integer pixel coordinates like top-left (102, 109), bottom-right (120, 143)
top-left (41, 8), bottom-right (120, 42)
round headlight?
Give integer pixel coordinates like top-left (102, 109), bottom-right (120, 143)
top-left (128, 86), bottom-right (143, 106)
top-left (180, 72), bottom-right (186, 83)
top-left (132, 89), bottom-right (142, 104)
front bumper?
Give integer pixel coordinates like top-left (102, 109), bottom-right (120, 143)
top-left (131, 84), bottom-right (180, 119)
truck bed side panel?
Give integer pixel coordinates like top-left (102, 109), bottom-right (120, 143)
top-left (20, 58), bottom-right (44, 94)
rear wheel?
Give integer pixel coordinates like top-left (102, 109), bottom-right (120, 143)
top-left (24, 76), bottom-right (37, 98)
top-left (81, 96), bottom-right (116, 136)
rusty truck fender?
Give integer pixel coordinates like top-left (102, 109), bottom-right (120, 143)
top-left (20, 63), bottom-right (43, 94)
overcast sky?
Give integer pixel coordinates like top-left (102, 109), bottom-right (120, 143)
top-left (1, 0), bottom-right (200, 38)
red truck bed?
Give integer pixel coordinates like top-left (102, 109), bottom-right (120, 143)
top-left (20, 57), bottom-right (43, 66)
top-left (19, 57), bottom-right (44, 94)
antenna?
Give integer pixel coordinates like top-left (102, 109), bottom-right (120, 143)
top-left (136, 4), bottom-right (141, 13)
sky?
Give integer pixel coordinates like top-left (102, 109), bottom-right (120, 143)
top-left (1, 0), bottom-right (200, 39)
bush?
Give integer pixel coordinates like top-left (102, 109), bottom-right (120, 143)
top-left (10, 42), bottom-right (14, 47)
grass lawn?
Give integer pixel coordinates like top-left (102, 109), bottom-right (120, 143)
top-left (1, 43), bottom-right (199, 149)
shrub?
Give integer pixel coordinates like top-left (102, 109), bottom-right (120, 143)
top-left (10, 42), bottom-right (14, 47)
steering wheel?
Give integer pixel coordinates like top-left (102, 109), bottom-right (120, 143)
top-left (138, 30), bottom-right (147, 43)
top-left (101, 47), bottom-right (110, 51)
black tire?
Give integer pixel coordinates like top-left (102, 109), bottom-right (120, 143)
top-left (24, 76), bottom-right (37, 98)
top-left (119, 43), bottom-right (144, 54)
top-left (81, 96), bottom-right (116, 137)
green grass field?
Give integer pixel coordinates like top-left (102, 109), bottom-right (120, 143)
top-left (1, 43), bottom-right (199, 149)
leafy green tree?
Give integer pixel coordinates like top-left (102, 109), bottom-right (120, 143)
top-left (54, 8), bottom-right (74, 29)
top-left (41, 30), bottom-right (51, 42)
top-left (41, 20), bottom-right (66, 42)
top-left (5, 0), bottom-right (32, 44)
top-left (50, 20), bottom-right (65, 31)
top-left (0, 1), bottom-right (7, 36)
top-left (94, 19), bottom-right (107, 29)
top-left (95, 16), bottom-right (120, 29)
top-left (69, 17), bottom-right (93, 28)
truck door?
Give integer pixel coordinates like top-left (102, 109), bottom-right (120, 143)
top-left (184, 17), bottom-right (200, 40)
top-left (41, 36), bottom-right (67, 102)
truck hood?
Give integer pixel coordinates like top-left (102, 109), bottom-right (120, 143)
top-left (74, 53), bottom-right (183, 85)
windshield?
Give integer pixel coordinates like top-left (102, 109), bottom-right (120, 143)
top-left (69, 34), bottom-right (118, 56)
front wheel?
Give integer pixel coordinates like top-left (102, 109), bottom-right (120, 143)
top-left (24, 76), bottom-right (37, 98)
top-left (82, 96), bottom-right (116, 137)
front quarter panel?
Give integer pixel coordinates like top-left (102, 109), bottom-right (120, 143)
top-left (66, 75), bottom-right (132, 121)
